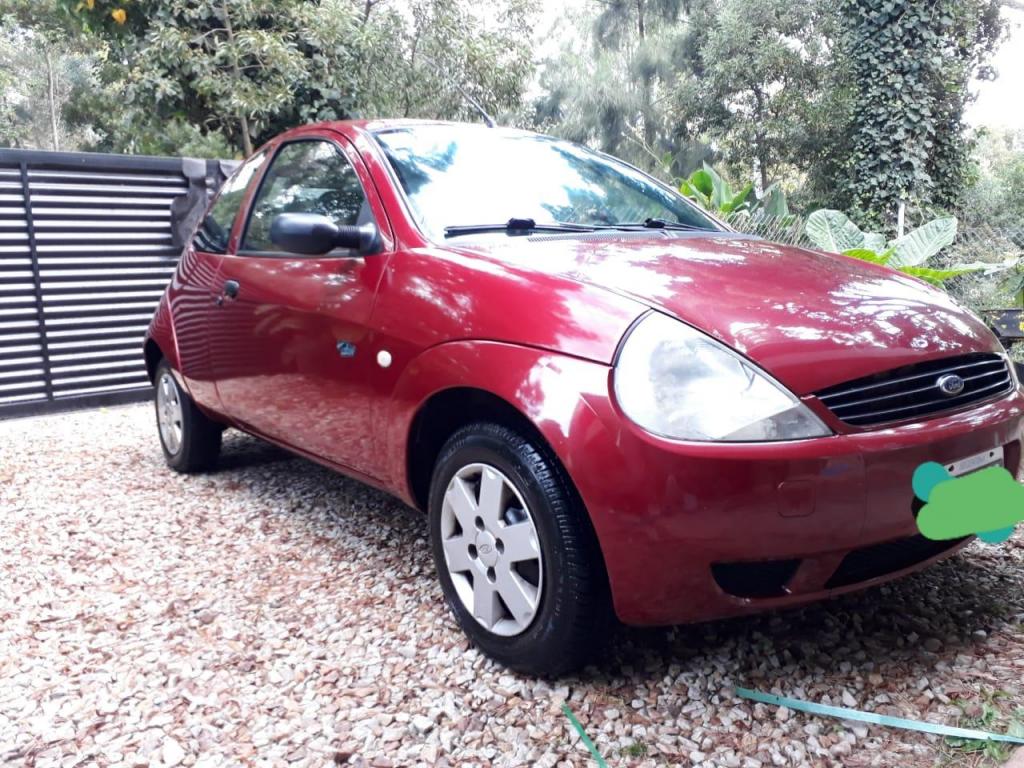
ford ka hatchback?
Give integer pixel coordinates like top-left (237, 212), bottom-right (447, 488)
top-left (145, 121), bottom-right (1023, 675)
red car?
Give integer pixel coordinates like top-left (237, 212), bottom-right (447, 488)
top-left (145, 120), bottom-right (1023, 675)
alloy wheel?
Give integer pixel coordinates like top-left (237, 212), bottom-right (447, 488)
top-left (156, 372), bottom-right (184, 455)
top-left (439, 462), bottom-right (544, 636)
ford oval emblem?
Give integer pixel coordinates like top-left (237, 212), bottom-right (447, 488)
top-left (936, 373), bottom-right (965, 396)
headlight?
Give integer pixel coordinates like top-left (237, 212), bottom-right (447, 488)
top-left (613, 312), bottom-right (831, 442)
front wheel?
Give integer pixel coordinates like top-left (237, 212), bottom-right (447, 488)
top-left (154, 360), bottom-right (222, 473)
top-left (428, 423), bottom-right (610, 676)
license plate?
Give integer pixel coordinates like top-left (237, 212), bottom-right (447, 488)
top-left (945, 446), bottom-right (1004, 477)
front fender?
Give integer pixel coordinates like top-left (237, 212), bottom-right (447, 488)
top-left (382, 340), bottom-right (612, 505)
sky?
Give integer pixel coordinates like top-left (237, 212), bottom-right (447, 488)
top-left (967, 6), bottom-right (1024, 130)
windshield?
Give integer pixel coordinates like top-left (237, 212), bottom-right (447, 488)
top-left (373, 125), bottom-right (723, 240)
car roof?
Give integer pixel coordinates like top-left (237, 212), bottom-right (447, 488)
top-left (277, 118), bottom-right (538, 141)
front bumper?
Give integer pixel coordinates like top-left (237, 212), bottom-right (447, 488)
top-left (572, 383), bottom-right (1024, 625)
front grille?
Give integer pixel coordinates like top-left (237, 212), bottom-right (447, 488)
top-left (825, 534), bottom-right (967, 589)
top-left (815, 353), bottom-right (1013, 427)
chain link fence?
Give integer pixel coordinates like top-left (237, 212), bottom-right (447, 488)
top-left (723, 211), bottom-right (1024, 325)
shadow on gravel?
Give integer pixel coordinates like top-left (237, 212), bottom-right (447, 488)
top-left (590, 553), bottom-right (1021, 687)
top-left (217, 433), bottom-right (295, 471)
top-left (213, 431), bottom-right (1021, 689)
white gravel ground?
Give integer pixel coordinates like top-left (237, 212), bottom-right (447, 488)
top-left (2, 403), bottom-right (1023, 768)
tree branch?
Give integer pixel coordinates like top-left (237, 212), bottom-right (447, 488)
top-left (221, 0), bottom-right (253, 156)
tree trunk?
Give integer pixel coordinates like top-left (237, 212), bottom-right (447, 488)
top-left (752, 86), bottom-right (769, 191)
top-left (239, 115), bottom-right (253, 157)
top-left (221, 0), bottom-right (254, 156)
top-left (403, 29), bottom-right (421, 118)
top-left (636, 0), bottom-right (656, 150)
top-left (44, 47), bottom-right (60, 151)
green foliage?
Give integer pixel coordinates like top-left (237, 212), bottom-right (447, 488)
top-left (0, 11), bottom-right (97, 151)
top-left (533, 0), bottom-right (1005, 223)
top-left (962, 128), bottom-right (1024, 232)
top-left (531, 0), bottom-right (696, 170)
top-left (532, 0), bottom-right (854, 203)
top-left (841, 248), bottom-right (892, 266)
top-left (888, 218), bottom-right (959, 268)
top-left (837, 0), bottom-right (1005, 227)
top-left (2, 0), bottom-right (1012, 244)
top-left (900, 265), bottom-right (985, 287)
top-left (57, 0), bottom-right (320, 155)
top-left (622, 741), bottom-right (649, 758)
top-left (757, 183), bottom-right (790, 218)
top-left (804, 209), bottom-right (981, 286)
top-left (678, 163), bottom-right (791, 221)
top-left (679, 164), bottom-right (752, 215)
top-left (677, 0), bottom-right (838, 191)
top-left (33, 0), bottom-right (535, 156)
top-left (804, 208), bottom-right (866, 254)
top-left (945, 692), bottom-right (1023, 765)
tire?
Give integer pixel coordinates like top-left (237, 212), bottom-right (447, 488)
top-left (153, 359), bottom-right (222, 473)
top-left (428, 422), bottom-right (610, 676)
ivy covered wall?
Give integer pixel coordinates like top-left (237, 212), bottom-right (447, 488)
top-left (838, 0), bottom-right (1004, 228)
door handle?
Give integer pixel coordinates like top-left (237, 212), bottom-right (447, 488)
top-left (216, 279), bottom-right (240, 306)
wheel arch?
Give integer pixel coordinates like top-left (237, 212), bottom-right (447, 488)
top-left (385, 339), bottom-right (616, 592)
top-left (143, 337), bottom-right (163, 383)
top-left (390, 341), bottom-right (609, 514)
top-left (407, 386), bottom-right (552, 514)
top-left (406, 382), bottom-right (614, 607)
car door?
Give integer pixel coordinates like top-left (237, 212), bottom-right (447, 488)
top-left (211, 136), bottom-right (392, 475)
top-left (173, 150), bottom-right (269, 411)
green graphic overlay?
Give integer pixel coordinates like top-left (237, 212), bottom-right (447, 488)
top-left (912, 462), bottom-right (1023, 543)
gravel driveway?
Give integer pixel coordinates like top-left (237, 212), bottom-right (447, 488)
top-left (2, 403), bottom-right (1023, 768)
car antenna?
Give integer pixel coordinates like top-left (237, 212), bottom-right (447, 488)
top-left (453, 82), bottom-right (496, 128)
top-left (419, 54), bottom-right (496, 128)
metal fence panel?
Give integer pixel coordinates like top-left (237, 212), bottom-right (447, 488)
top-left (0, 149), bottom-right (234, 419)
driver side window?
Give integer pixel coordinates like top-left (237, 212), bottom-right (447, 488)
top-left (193, 150), bottom-right (268, 254)
top-left (241, 140), bottom-right (371, 253)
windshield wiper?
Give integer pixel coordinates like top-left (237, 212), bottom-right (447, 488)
top-left (444, 218), bottom-right (598, 238)
top-left (597, 218), bottom-right (709, 232)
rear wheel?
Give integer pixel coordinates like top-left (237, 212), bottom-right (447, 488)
top-left (154, 359), bottom-right (222, 473)
top-left (428, 422), bottom-right (609, 676)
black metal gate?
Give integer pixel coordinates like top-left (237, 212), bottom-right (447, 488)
top-left (0, 148), bottom-right (234, 419)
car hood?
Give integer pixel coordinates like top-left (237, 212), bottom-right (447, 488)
top-left (449, 232), bottom-right (1000, 394)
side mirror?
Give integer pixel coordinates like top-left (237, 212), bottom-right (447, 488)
top-left (270, 213), bottom-right (381, 256)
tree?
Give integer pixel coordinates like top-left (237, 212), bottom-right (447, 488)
top-left (0, 4), bottom-right (98, 151)
top-left (837, 0), bottom-right (1005, 227)
top-left (533, 0), bottom-right (710, 172)
top-left (675, 0), bottom-right (839, 193)
top-left (533, 0), bottom-right (843, 191)
top-left (389, 0), bottom-right (536, 123)
top-left (961, 128), bottom-right (1024, 230)
top-left (52, 0), bottom-right (537, 157)
top-left (62, 0), bottom-right (311, 156)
